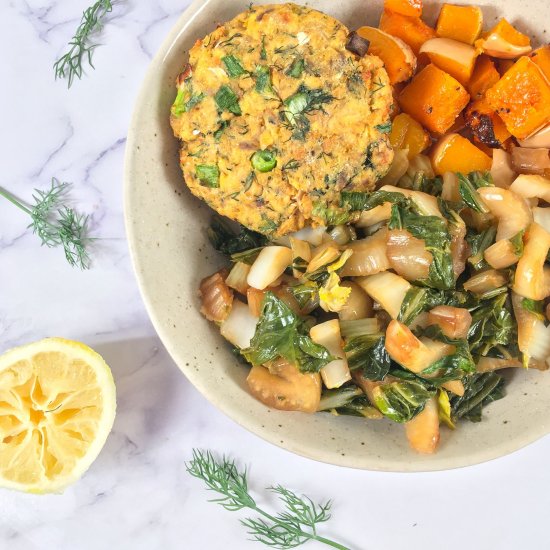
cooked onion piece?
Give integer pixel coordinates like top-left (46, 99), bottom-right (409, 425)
top-left (199, 270), bottom-right (234, 323)
top-left (509, 174), bottom-right (550, 203)
top-left (220, 299), bottom-right (258, 349)
top-left (405, 397), bottom-right (440, 454)
top-left (355, 203), bottom-right (393, 228)
top-left (463, 269), bottom-right (508, 295)
top-left (386, 229), bottom-right (433, 281)
top-left (338, 282), bottom-right (374, 321)
top-left (356, 272), bottom-right (411, 319)
top-left (247, 246), bottom-right (293, 290)
top-left (484, 239), bottom-right (521, 269)
top-left (310, 320), bottom-right (351, 389)
top-left (511, 147), bottom-right (550, 175)
top-left (477, 186), bottom-right (533, 240)
top-left (513, 223), bottom-right (550, 300)
top-left (340, 228), bottom-right (390, 277)
top-left (246, 358), bottom-right (321, 412)
top-left (491, 149), bottom-right (516, 189)
top-left (428, 306), bottom-right (472, 339)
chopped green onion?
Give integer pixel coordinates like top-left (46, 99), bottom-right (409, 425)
top-left (285, 57), bottom-right (305, 78)
top-left (196, 164), bottom-right (220, 188)
top-left (251, 150), bottom-right (277, 172)
top-left (254, 65), bottom-right (276, 96)
top-left (214, 85), bottom-right (241, 115)
top-left (222, 55), bottom-right (247, 78)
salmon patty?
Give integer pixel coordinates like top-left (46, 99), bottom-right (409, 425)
top-left (170, 3), bottom-right (394, 236)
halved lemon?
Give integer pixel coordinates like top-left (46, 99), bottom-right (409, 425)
top-left (0, 338), bottom-right (116, 493)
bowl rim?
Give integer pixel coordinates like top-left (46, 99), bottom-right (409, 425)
top-left (124, 0), bottom-right (550, 472)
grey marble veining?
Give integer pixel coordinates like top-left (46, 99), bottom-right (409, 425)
top-left (1, 1), bottom-right (550, 549)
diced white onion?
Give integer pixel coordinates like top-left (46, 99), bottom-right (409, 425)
top-left (220, 300), bottom-right (258, 349)
top-left (310, 320), bottom-right (351, 389)
top-left (247, 246), bottom-right (292, 290)
top-left (356, 272), bottom-right (411, 319)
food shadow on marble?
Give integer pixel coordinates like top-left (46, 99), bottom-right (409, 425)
top-left (88, 336), bottom-right (191, 472)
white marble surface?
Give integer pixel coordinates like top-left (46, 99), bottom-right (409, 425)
top-left (1, 1), bottom-right (550, 549)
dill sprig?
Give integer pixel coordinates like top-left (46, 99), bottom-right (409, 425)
top-left (54, 0), bottom-right (114, 87)
top-left (0, 178), bottom-right (93, 270)
top-left (186, 449), bottom-right (350, 550)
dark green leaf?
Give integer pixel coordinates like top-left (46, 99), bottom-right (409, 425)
top-left (213, 120), bottom-right (230, 142)
top-left (196, 164), bottom-right (220, 188)
top-left (215, 85), bottom-right (242, 115)
top-left (318, 385), bottom-right (363, 411)
top-left (399, 287), bottom-right (431, 325)
top-left (260, 35), bottom-right (267, 60)
top-left (311, 202), bottom-right (350, 226)
top-left (451, 372), bottom-right (505, 422)
top-left (208, 216), bottom-right (267, 257)
top-left (254, 65), bottom-right (276, 96)
top-left (375, 122), bottom-right (392, 134)
top-left (285, 57), bottom-right (305, 78)
top-left (287, 282), bottom-right (319, 311)
top-left (468, 293), bottom-right (515, 357)
top-left (510, 230), bottom-right (525, 257)
top-left (283, 84), bottom-right (335, 140)
top-left (242, 293), bottom-right (334, 373)
top-left (389, 205), bottom-right (454, 290)
top-left (343, 335), bottom-right (389, 380)
top-left (522, 298), bottom-right (546, 321)
top-left (282, 159), bottom-right (301, 172)
top-left (340, 190), bottom-right (408, 212)
top-left (419, 326), bottom-right (476, 382)
top-left (458, 173), bottom-right (490, 213)
top-left (399, 286), bottom-right (478, 326)
top-left (320, 389), bottom-right (381, 418)
top-left (172, 85), bottom-right (205, 116)
top-left (259, 215), bottom-right (279, 234)
top-left (231, 247), bottom-right (264, 265)
top-left (222, 55), bottom-right (247, 78)
top-left (374, 381), bottom-right (435, 423)
top-left (467, 226), bottom-right (497, 271)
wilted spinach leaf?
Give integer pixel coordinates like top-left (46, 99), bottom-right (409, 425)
top-left (467, 226), bottom-right (497, 271)
top-left (468, 293), bottom-right (515, 357)
top-left (208, 216), bottom-right (267, 257)
top-left (389, 205), bottom-right (454, 290)
top-left (242, 292), bottom-right (334, 373)
top-left (451, 372), bottom-right (505, 422)
top-left (343, 335), bottom-right (390, 380)
top-left (419, 325), bottom-right (476, 383)
top-left (340, 190), bottom-right (408, 212)
top-left (458, 172), bottom-right (491, 213)
top-left (373, 381), bottom-right (435, 423)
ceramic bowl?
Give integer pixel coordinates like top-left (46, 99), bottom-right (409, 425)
top-left (124, 0), bottom-right (550, 471)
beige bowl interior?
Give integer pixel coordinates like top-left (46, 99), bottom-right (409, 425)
top-left (124, 0), bottom-right (550, 471)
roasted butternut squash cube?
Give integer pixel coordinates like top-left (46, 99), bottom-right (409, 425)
top-left (436, 4), bottom-right (483, 45)
top-left (398, 64), bottom-right (470, 134)
top-left (486, 56), bottom-right (550, 140)
top-left (357, 26), bottom-right (417, 85)
top-left (390, 113), bottom-right (431, 159)
top-left (431, 133), bottom-right (492, 175)
top-left (495, 59), bottom-right (515, 76)
top-left (465, 98), bottom-right (511, 148)
top-left (379, 9), bottom-right (436, 55)
top-left (384, 0), bottom-right (422, 17)
top-left (467, 55), bottom-right (501, 101)
top-left (531, 46), bottom-right (550, 82)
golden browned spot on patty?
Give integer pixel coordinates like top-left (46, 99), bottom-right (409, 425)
top-left (170, 3), bottom-right (394, 236)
